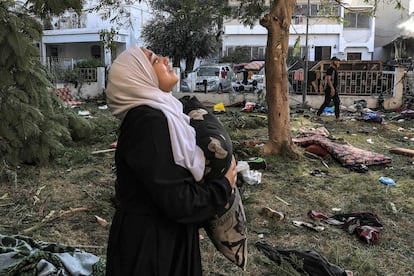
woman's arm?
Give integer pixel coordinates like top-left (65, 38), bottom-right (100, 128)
top-left (121, 106), bottom-right (235, 224)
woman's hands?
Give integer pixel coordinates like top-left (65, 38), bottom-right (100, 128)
top-left (224, 156), bottom-right (237, 193)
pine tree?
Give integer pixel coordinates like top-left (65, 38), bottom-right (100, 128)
top-left (0, 0), bottom-right (90, 166)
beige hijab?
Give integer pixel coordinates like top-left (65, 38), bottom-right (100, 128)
top-left (106, 45), bottom-right (205, 181)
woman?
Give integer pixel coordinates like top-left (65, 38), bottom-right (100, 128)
top-left (105, 45), bottom-right (237, 276)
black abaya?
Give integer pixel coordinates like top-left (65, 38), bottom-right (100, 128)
top-left (106, 106), bottom-right (233, 276)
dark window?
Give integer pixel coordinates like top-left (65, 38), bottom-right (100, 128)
top-left (51, 47), bottom-right (58, 57)
top-left (91, 45), bottom-right (101, 59)
top-left (315, 46), bottom-right (332, 61)
top-left (347, 52), bottom-right (362, 60)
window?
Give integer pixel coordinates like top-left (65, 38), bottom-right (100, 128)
top-left (294, 3), bottom-right (340, 18)
top-left (347, 52), bottom-right (362, 60)
top-left (251, 46), bottom-right (266, 60)
top-left (225, 46), bottom-right (265, 61)
top-left (91, 45), bottom-right (101, 59)
top-left (344, 11), bottom-right (371, 28)
top-left (315, 46), bottom-right (332, 61)
top-left (51, 47), bottom-right (58, 57)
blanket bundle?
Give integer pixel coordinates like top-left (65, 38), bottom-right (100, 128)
top-left (293, 135), bottom-right (392, 167)
top-left (0, 233), bottom-right (105, 276)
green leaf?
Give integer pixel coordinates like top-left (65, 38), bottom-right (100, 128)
top-left (0, 45), bottom-right (12, 66)
top-left (7, 32), bottom-right (28, 57)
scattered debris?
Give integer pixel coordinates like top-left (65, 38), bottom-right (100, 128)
top-left (378, 176), bottom-right (396, 186)
top-left (91, 148), bottom-right (116, 154)
top-left (260, 207), bottom-right (285, 221)
top-left (389, 147), bottom-right (414, 157)
top-left (94, 215), bottom-right (109, 227)
top-left (310, 169), bottom-right (328, 177)
top-left (245, 157), bottom-right (267, 170)
top-left (274, 195), bottom-right (290, 206)
top-left (55, 87), bottom-right (83, 106)
top-left (298, 126), bottom-right (330, 137)
top-left (292, 220), bottom-right (325, 232)
top-left (308, 210), bottom-right (384, 244)
top-left (23, 207), bottom-right (93, 234)
top-left (255, 241), bottom-right (353, 276)
top-left (349, 163), bottom-right (369, 173)
top-left (236, 161), bottom-right (262, 185)
top-left (77, 110), bottom-right (91, 116)
top-left (241, 140), bottom-right (266, 147)
top-left (387, 202), bottom-right (398, 214)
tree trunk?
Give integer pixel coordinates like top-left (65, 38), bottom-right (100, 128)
top-left (260, 0), bottom-right (298, 158)
top-left (185, 57), bottom-right (195, 73)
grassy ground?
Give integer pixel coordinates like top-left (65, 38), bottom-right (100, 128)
top-left (1, 100), bottom-right (413, 276)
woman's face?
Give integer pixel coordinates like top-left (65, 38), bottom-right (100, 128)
top-left (141, 48), bottom-right (179, 92)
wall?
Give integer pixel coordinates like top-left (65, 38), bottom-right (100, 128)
top-left (55, 67), bottom-right (106, 100)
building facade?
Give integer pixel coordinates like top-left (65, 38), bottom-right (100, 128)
top-left (222, 0), bottom-right (376, 62)
top-left (373, 0), bottom-right (413, 66)
top-left (40, 0), bottom-right (152, 67)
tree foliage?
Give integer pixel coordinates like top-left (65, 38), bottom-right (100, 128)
top-left (24, 0), bottom-right (83, 19)
top-left (0, 0), bottom-right (92, 166)
top-left (141, 0), bottom-right (230, 71)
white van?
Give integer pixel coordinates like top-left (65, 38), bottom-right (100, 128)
top-left (193, 65), bottom-right (234, 93)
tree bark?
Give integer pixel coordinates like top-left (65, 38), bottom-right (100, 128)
top-left (185, 57), bottom-right (195, 73)
top-left (260, 0), bottom-right (298, 158)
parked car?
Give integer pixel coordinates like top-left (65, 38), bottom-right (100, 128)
top-left (193, 64), bottom-right (234, 93)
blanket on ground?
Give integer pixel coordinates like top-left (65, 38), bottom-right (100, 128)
top-left (293, 135), bottom-right (392, 167)
top-left (0, 233), bottom-right (105, 276)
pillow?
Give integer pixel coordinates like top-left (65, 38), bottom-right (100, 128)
top-left (180, 96), bottom-right (233, 180)
top-left (305, 144), bottom-right (330, 157)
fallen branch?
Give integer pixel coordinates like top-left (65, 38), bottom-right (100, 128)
top-left (274, 195), bottom-right (290, 206)
top-left (22, 207), bottom-right (93, 234)
top-left (0, 203), bottom-right (15, 208)
top-left (91, 148), bottom-right (116, 154)
top-left (303, 151), bottom-right (329, 168)
top-left (68, 244), bottom-right (105, 250)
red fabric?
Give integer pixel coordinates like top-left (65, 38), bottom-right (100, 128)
top-left (55, 88), bottom-right (83, 106)
top-left (305, 144), bottom-right (329, 157)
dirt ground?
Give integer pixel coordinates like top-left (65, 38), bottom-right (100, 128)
top-left (1, 102), bottom-right (413, 275)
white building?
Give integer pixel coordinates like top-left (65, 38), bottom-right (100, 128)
top-left (39, 0), bottom-right (412, 68)
top-left (373, 0), bottom-right (414, 63)
top-left (40, 0), bottom-right (152, 67)
top-left (223, 0), bottom-right (376, 62)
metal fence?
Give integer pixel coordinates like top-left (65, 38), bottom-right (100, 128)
top-left (288, 70), bottom-right (397, 96)
top-left (40, 57), bottom-right (98, 84)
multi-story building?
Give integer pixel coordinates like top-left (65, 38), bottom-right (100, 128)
top-left (39, 0), bottom-right (412, 67)
top-left (223, 0), bottom-right (376, 62)
top-left (40, 0), bottom-right (152, 67)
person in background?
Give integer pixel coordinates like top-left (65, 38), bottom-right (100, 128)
top-left (316, 57), bottom-right (341, 121)
top-left (105, 45), bottom-right (237, 276)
